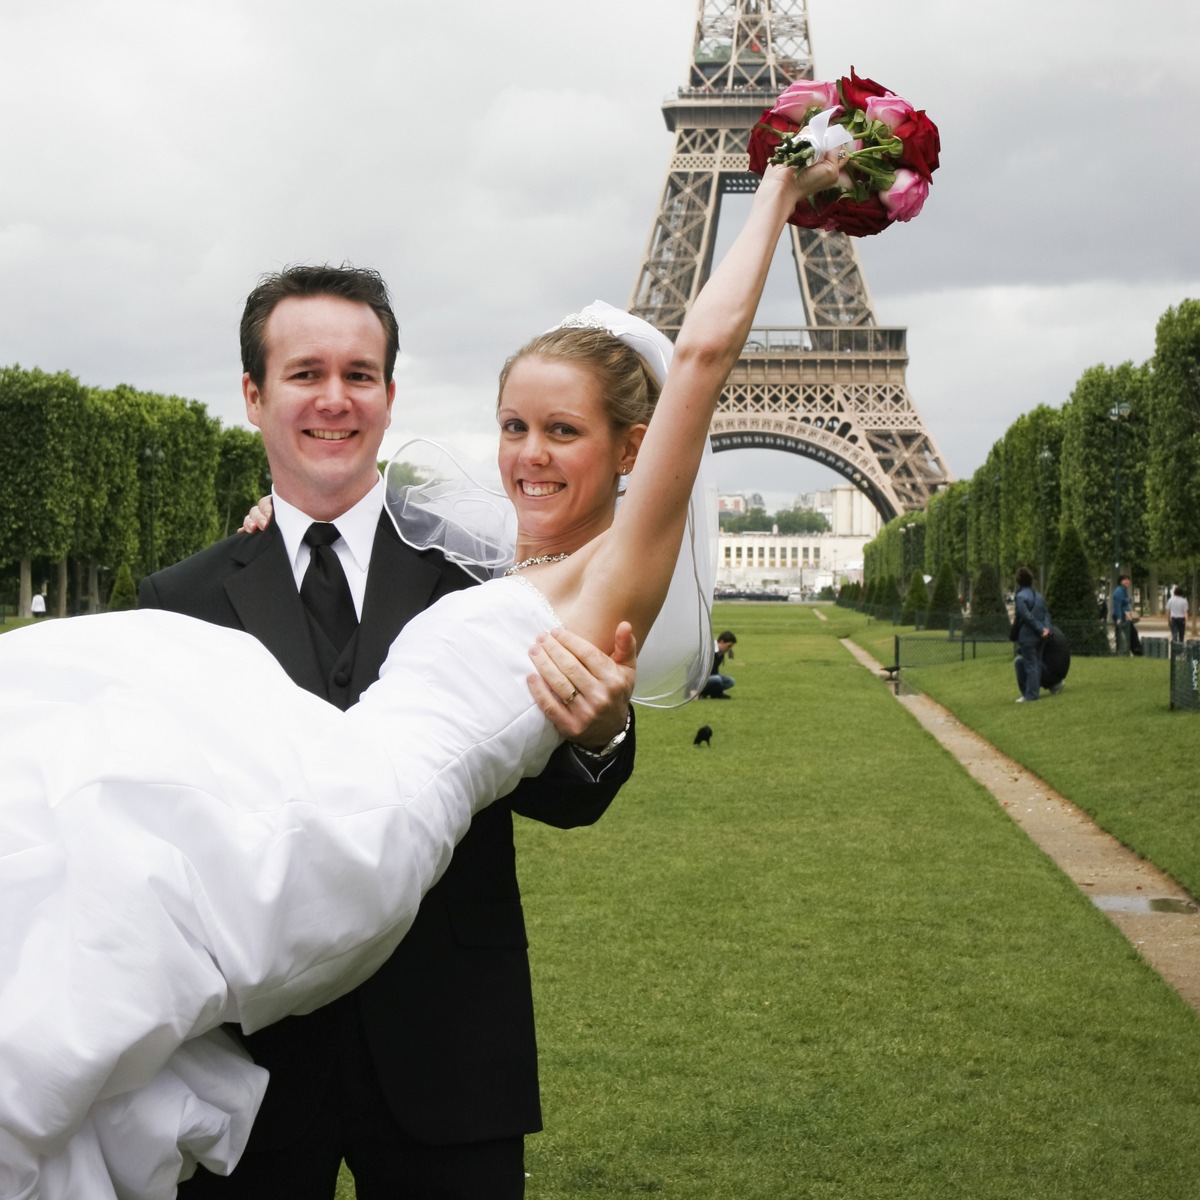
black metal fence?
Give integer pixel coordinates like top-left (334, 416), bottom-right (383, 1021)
top-left (887, 633), bottom-right (1013, 694)
top-left (863, 606), bottom-right (1113, 657)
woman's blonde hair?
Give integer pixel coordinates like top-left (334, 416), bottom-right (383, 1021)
top-left (497, 327), bottom-right (660, 430)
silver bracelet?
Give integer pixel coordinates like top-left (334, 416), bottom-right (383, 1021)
top-left (571, 710), bottom-right (631, 760)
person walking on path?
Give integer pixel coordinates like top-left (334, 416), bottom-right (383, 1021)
top-left (1167, 587), bottom-right (1189, 644)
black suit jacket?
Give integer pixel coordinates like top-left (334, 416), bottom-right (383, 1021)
top-left (138, 512), bottom-right (633, 1146)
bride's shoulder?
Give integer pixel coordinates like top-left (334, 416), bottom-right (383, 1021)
top-left (497, 573), bottom-right (566, 629)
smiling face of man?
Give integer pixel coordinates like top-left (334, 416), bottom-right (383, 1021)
top-left (244, 294), bottom-right (395, 521)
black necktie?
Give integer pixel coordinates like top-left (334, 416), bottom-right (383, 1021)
top-left (300, 522), bottom-right (358, 651)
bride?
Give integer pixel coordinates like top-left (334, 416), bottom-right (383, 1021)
top-left (0, 158), bottom-right (837, 1198)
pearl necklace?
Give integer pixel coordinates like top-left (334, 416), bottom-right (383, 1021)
top-left (504, 552), bottom-right (572, 576)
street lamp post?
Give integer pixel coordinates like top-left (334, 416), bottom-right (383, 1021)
top-left (144, 444), bottom-right (165, 574)
top-left (1109, 402), bottom-right (1131, 584)
top-left (1038, 446), bottom-right (1054, 590)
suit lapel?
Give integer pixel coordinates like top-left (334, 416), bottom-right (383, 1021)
top-left (350, 513), bottom-right (459, 699)
top-left (225, 525), bottom-right (327, 697)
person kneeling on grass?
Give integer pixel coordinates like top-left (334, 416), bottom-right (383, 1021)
top-left (700, 630), bottom-right (737, 699)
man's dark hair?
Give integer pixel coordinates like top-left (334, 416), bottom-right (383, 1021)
top-left (717, 631), bottom-right (737, 644)
top-left (240, 264), bottom-right (400, 387)
top-left (1015, 566), bottom-right (1034, 589)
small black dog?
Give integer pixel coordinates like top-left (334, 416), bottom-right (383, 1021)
top-left (693, 725), bottom-right (713, 747)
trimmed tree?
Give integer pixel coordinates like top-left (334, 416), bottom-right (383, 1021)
top-left (216, 425), bottom-right (270, 540)
top-left (900, 569), bottom-right (928, 626)
top-left (107, 562), bottom-right (138, 612)
top-left (965, 562), bottom-right (1009, 638)
top-left (878, 574), bottom-right (901, 620)
top-left (74, 387), bottom-right (142, 613)
top-left (0, 366), bottom-right (84, 617)
top-left (1146, 300), bottom-right (1200, 591)
top-left (926, 560), bottom-right (962, 631)
top-left (1046, 523), bottom-right (1109, 656)
top-left (1059, 361), bottom-right (1149, 583)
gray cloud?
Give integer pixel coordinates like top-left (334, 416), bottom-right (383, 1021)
top-left (2, 0), bottom-right (1197, 499)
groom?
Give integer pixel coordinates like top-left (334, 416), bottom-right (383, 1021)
top-left (139, 265), bottom-right (636, 1199)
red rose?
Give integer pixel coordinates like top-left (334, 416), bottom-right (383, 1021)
top-left (891, 108), bottom-right (941, 181)
top-left (784, 198), bottom-right (829, 231)
top-left (819, 194), bottom-right (892, 237)
top-left (838, 67), bottom-right (890, 111)
top-left (747, 108), bottom-right (795, 176)
top-left (784, 191), bottom-right (893, 238)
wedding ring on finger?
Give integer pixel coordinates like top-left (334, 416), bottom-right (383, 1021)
top-left (563, 688), bottom-right (578, 707)
top-left (837, 148), bottom-right (847, 159)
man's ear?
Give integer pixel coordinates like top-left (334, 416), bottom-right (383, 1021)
top-left (243, 373), bottom-right (262, 428)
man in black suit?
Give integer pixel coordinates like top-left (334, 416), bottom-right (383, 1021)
top-left (139, 265), bottom-right (636, 1199)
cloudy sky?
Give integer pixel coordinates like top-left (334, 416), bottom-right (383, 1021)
top-left (4, 0), bottom-right (1198, 503)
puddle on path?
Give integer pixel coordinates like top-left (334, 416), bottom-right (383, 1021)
top-left (1091, 895), bottom-right (1200, 916)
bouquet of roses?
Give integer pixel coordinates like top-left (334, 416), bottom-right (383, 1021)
top-left (748, 68), bottom-right (940, 237)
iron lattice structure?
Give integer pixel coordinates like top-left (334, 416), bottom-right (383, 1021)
top-left (629, 0), bottom-right (950, 519)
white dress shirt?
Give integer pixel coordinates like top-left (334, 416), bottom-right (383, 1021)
top-left (271, 475), bottom-right (385, 619)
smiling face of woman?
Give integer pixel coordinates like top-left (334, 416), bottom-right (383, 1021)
top-left (497, 355), bottom-right (643, 558)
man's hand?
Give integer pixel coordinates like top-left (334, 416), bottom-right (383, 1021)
top-left (527, 623), bottom-right (637, 748)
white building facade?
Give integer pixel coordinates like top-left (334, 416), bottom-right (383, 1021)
top-left (715, 486), bottom-right (881, 595)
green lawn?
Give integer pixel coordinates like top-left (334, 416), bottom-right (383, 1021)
top-left (509, 604), bottom-right (1200, 1198)
top-left (847, 610), bottom-right (1200, 898)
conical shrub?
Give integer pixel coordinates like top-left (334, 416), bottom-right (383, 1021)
top-left (965, 563), bottom-right (1009, 638)
top-left (926, 560), bottom-right (962, 631)
top-left (1046, 524), bottom-right (1109, 655)
top-left (108, 563), bottom-right (138, 612)
top-left (900, 570), bottom-right (928, 626)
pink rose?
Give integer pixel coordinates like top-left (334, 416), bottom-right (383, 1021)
top-left (864, 93), bottom-right (914, 130)
top-left (879, 170), bottom-right (929, 222)
top-left (771, 79), bottom-right (840, 123)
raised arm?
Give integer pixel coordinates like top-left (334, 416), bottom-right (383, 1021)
top-left (563, 159), bottom-right (840, 649)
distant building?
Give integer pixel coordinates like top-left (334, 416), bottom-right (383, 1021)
top-left (715, 485), bottom-right (878, 594)
top-left (830, 487), bottom-right (881, 538)
top-left (719, 486), bottom-right (879, 537)
top-left (718, 491), bottom-right (769, 516)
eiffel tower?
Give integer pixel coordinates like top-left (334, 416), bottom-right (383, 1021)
top-left (628, 0), bottom-right (950, 519)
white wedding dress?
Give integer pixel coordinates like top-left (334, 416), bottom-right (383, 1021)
top-left (0, 576), bottom-right (564, 1200)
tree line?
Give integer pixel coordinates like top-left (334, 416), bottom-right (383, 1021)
top-left (719, 506), bottom-right (831, 534)
top-left (0, 366), bottom-right (270, 617)
top-left (861, 298), bottom-right (1200, 631)
top-left (6, 297), bottom-right (1196, 623)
